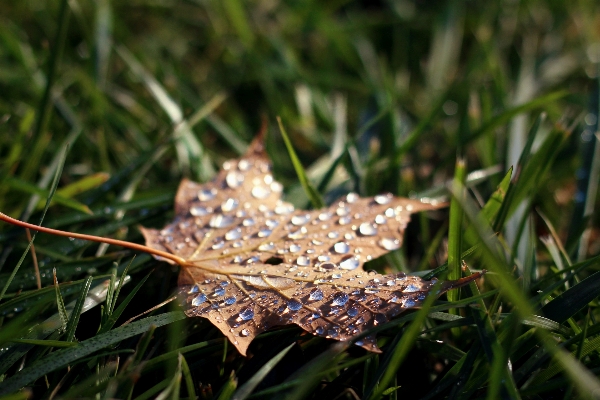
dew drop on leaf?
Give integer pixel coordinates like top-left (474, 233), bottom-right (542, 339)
top-left (339, 255), bottom-right (360, 270)
top-left (192, 293), bottom-right (207, 306)
top-left (374, 194), bottom-right (392, 205)
top-left (347, 307), bottom-right (358, 317)
top-left (258, 242), bottom-right (274, 251)
top-left (316, 326), bottom-right (324, 335)
top-left (190, 206), bottom-right (209, 216)
top-left (210, 214), bottom-right (235, 228)
top-left (225, 228), bottom-right (242, 241)
top-left (333, 242), bottom-right (350, 254)
top-left (226, 171), bottom-right (244, 188)
top-left (225, 296), bottom-right (236, 305)
top-left (291, 214), bottom-right (311, 226)
top-left (239, 307), bottom-right (254, 321)
top-left (221, 198), bottom-right (239, 212)
top-left (289, 244), bottom-right (301, 253)
top-left (240, 329), bottom-right (250, 337)
top-left (358, 222), bottom-right (378, 236)
top-left (198, 188), bottom-right (216, 201)
top-left (296, 255), bottom-right (310, 266)
top-left (251, 186), bottom-right (271, 199)
top-left (309, 288), bottom-right (324, 301)
top-left (379, 237), bottom-right (400, 251)
top-left (332, 292), bottom-right (349, 306)
top-left (214, 287), bottom-right (225, 296)
top-left (287, 299), bottom-right (302, 311)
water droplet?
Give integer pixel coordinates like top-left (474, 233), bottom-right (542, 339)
top-left (309, 288), bottom-right (324, 301)
top-left (210, 214), bottom-right (235, 228)
top-left (288, 227), bottom-right (307, 239)
top-left (221, 198), bottom-right (239, 212)
top-left (289, 244), bottom-right (301, 253)
top-left (359, 222), bottom-right (378, 236)
top-left (374, 194), bottom-right (392, 205)
top-left (375, 215), bottom-right (387, 225)
top-left (404, 298), bottom-right (416, 307)
top-left (239, 307), bottom-right (254, 321)
top-left (385, 208), bottom-right (395, 218)
top-left (318, 212), bottom-right (332, 221)
top-left (379, 238), bottom-right (400, 251)
top-left (317, 255), bottom-right (330, 262)
top-left (336, 206), bottom-right (350, 217)
top-left (258, 242), bottom-right (274, 251)
top-left (291, 214), bottom-right (311, 225)
top-left (275, 202), bottom-right (295, 215)
top-left (296, 255), bottom-right (310, 266)
top-left (287, 299), bottom-right (302, 311)
top-left (265, 219), bottom-right (279, 228)
top-left (340, 255), bottom-right (360, 270)
top-left (251, 185), bottom-right (271, 199)
top-left (240, 328), bottom-right (250, 337)
top-left (212, 240), bottom-right (225, 250)
top-left (223, 228), bottom-right (241, 241)
top-left (328, 231), bottom-right (339, 239)
top-left (332, 273), bottom-right (342, 279)
top-left (346, 192), bottom-right (359, 203)
top-left (190, 205), bottom-right (209, 216)
top-left (224, 296), bottom-right (236, 305)
top-left (333, 242), bottom-right (350, 254)
top-left (226, 171), bottom-right (244, 188)
top-left (220, 281), bottom-right (230, 286)
top-left (347, 307), bottom-right (358, 317)
top-left (191, 293), bottom-right (207, 306)
top-left (238, 159), bottom-right (251, 171)
top-left (404, 284), bottom-right (419, 292)
top-left (243, 218), bottom-right (255, 226)
top-left (258, 228), bottom-right (272, 238)
top-left (271, 182), bottom-right (283, 192)
top-left (198, 188), bottom-right (216, 201)
top-left (188, 286), bottom-right (199, 294)
top-left (319, 262), bottom-right (336, 269)
top-left (214, 287), bottom-right (226, 296)
top-left (338, 216), bottom-right (352, 225)
top-left (332, 292), bottom-right (349, 306)
top-left (316, 326), bottom-right (324, 335)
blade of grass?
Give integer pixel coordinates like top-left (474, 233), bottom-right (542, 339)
top-left (277, 116), bottom-right (324, 208)
top-left (231, 343), bottom-right (295, 400)
top-left (366, 282), bottom-right (440, 400)
top-left (0, 145), bottom-right (68, 302)
top-left (0, 311), bottom-right (186, 395)
top-left (64, 276), bottom-right (93, 342)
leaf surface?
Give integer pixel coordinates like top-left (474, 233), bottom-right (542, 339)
top-left (141, 135), bottom-right (482, 355)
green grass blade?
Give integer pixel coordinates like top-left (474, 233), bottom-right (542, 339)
top-left (65, 276), bottom-right (93, 342)
top-left (0, 311), bottom-right (186, 395)
top-left (447, 158), bottom-right (467, 304)
top-left (0, 145), bottom-right (68, 302)
top-left (231, 343), bottom-right (294, 400)
top-left (277, 116), bottom-right (324, 208)
top-left (366, 283), bottom-right (440, 400)
top-left (53, 268), bottom-right (69, 333)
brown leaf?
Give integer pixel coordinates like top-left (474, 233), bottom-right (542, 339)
top-left (141, 136), bottom-right (483, 356)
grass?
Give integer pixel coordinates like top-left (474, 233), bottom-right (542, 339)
top-left (1, 0), bottom-right (600, 399)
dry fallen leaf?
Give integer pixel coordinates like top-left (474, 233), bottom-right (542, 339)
top-left (140, 135), bottom-right (483, 355)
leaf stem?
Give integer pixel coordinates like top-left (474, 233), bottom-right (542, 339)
top-left (0, 211), bottom-right (186, 266)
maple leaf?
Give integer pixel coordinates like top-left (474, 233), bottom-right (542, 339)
top-left (140, 135), bottom-right (484, 356)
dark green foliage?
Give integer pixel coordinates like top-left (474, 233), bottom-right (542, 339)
top-left (1, 0), bottom-right (600, 398)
